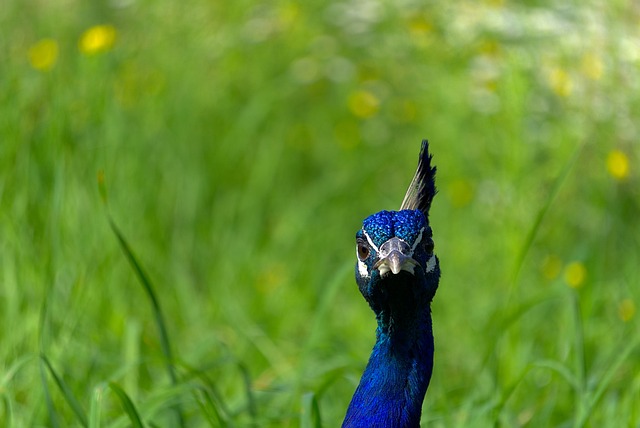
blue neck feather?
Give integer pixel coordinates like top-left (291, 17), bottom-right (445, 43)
top-left (343, 278), bottom-right (434, 428)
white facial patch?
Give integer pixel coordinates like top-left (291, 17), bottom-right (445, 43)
top-left (410, 227), bottom-right (425, 255)
top-left (361, 230), bottom-right (380, 253)
top-left (426, 255), bottom-right (436, 273)
top-left (356, 247), bottom-right (370, 278)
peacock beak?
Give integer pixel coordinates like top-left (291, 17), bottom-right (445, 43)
top-left (373, 237), bottom-right (418, 276)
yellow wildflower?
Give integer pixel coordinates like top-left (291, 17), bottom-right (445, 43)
top-left (79, 25), bottom-right (116, 55)
top-left (618, 298), bottom-right (636, 322)
top-left (256, 263), bottom-right (286, 294)
top-left (541, 255), bottom-right (562, 280)
top-left (28, 38), bottom-right (59, 71)
top-left (606, 150), bottom-right (630, 180)
top-left (277, 3), bottom-right (300, 28)
top-left (408, 16), bottom-right (433, 37)
top-left (479, 40), bottom-right (501, 57)
top-left (548, 67), bottom-right (573, 98)
top-left (564, 262), bottom-right (586, 288)
top-left (581, 53), bottom-right (604, 80)
top-left (348, 90), bottom-right (380, 119)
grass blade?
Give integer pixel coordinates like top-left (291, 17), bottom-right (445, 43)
top-left (509, 141), bottom-right (585, 294)
top-left (179, 363), bottom-right (231, 425)
top-left (577, 334), bottom-right (640, 427)
top-left (40, 354), bottom-right (88, 427)
top-left (532, 359), bottom-right (579, 391)
top-left (492, 364), bottom-right (535, 421)
top-left (89, 384), bottom-right (104, 428)
top-left (238, 362), bottom-right (257, 424)
top-left (302, 262), bottom-right (352, 360)
top-left (301, 392), bottom-right (322, 428)
top-left (1, 394), bottom-right (13, 427)
top-left (99, 175), bottom-right (184, 427)
top-left (38, 270), bottom-right (59, 428)
top-left (570, 291), bottom-right (587, 428)
top-left (1, 354), bottom-right (36, 390)
top-left (107, 217), bottom-right (177, 384)
top-left (108, 382), bottom-right (145, 428)
top-left (192, 386), bottom-right (227, 428)
top-left (39, 358), bottom-right (60, 428)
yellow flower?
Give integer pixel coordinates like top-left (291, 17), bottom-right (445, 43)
top-left (618, 298), bottom-right (636, 322)
top-left (408, 16), bottom-right (433, 37)
top-left (548, 67), bottom-right (573, 98)
top-left (348, 90), bottom-right (380, 118)
top-left (564, 262), bottom-right (586, 288)
top-left (277, 3), bottom-right (300, 28)
top-left (478, 40), bottom-right (501, 57)
top-left (79, 25), bottom-right (116, 55)
top-left (28, 38), bottom-right (59, 71)
top-left (581, 53), bottom-right (604, 80)
top-left (256, 263), bottom-right (286, 294)
top-left (606, 150), bottom-right (630, 180)
top-left (541, 255), bottom-right (562, 280)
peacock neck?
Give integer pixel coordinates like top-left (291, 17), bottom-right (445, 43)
top-left (343, 291), bottom-right (434, 428)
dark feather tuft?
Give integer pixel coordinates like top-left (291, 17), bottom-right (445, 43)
top-left (399, 140), bottom-right (437, 216)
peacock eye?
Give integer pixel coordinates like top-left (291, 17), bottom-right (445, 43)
top-left (423, 238), bottom-right (434, 254)
top-left (357, 240), bottom-right (370, 260)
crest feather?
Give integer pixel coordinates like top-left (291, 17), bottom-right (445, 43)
top-left (399, 140), bottom-right (437, 216)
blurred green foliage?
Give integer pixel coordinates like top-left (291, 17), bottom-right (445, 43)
top-left (1, 0), bottom-right (639, 426)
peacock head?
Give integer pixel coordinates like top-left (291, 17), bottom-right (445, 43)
top-left (354, 141), bottom-right (440, 312)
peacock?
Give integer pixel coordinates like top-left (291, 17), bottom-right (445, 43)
top-left (343, 140), bottom-right (440, 428)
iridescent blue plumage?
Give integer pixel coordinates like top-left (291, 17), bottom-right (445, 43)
top-left (344, 141), bottom-right (440, 428)
top-left (363, 210), bottom-right (426, 249)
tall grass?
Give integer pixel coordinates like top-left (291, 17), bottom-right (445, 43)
top-left (1, 0), bottom-right (639, 426)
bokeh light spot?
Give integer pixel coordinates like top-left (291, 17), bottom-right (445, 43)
top-left (606, 150), bottom-right (630, 180)
top-left (618, 299), bottom-right (636, 322)
top-left (581, 53), bottom-right (604, 80)
top-left (541, 255), bottom-right (562, 280)
top-left (28, 38), bottom-right (58, 71)
top-left (408, 16), bottom-right (433, 37)
top-left (548, 67), bottom-right (573, 98)
top-left (564, 262), bottom-right (586, 288)
top-left (278, 3), bottom-right (300, 28)
top-left (348, 90), bottom-right (380, 118)
top-left (79, 25), bottom-right (116, 55)
top-left (290, 57), bottom-right (319, 84)
top-left (257, 263), bottom-right (286, 295)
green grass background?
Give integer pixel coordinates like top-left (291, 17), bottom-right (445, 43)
top-left (2, 0), bottom-right (639, 426)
